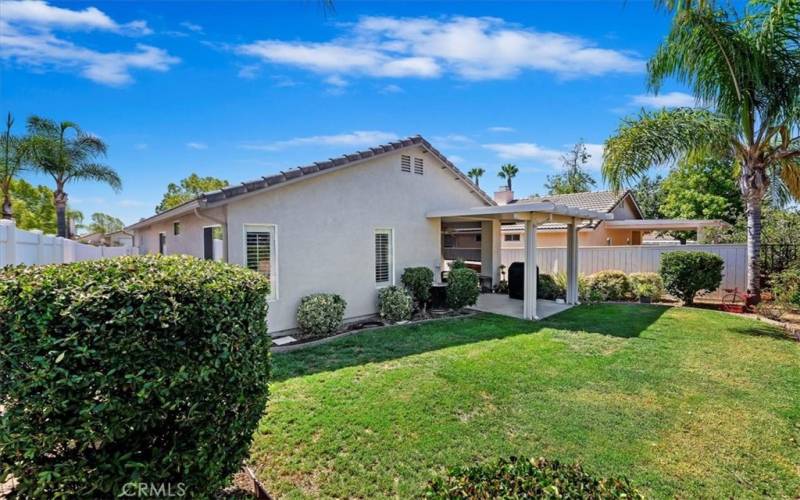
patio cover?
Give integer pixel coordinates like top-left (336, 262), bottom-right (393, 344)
top-left (428, 201), bottom-right (613, 320)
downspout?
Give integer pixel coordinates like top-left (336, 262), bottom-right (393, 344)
top-left (193, 206), bottom-right (229, 262)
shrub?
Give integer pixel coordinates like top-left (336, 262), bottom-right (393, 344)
top-left (451, 259), bottom-right (467, 270)
top-left (537, 273), bottom-right (565, 300)
top-left (629, 272), bottom-right (665, 300)
top-left (424, 456), bottom-right (642, 499)
top-left (587, 270), bottom-right (631, 301)
top-left (0, 255), bottom-right (271, 498)
top-left (378, 286), bottom-right (413, 322)
top-left (771, 263), bottom-right (800, 312)
top-left (401, 267), bottom-right (434, 309)
top-left (447, 267), bottom-right (480, 310)
top-left (296, 293), bottom-right (347, 337)
top-left (660, 251), bottom-right (724, 305)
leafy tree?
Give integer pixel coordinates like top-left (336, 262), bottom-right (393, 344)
top-left (88, 212), bottom-right (124, 234)
top-left (707, 206), bottom-right (800, 246)
top-left (631, 174), bottom-right (663, 219)
top-left (8, 179), bottom-right (82, 234)
top-left (156, 173), bottom-right (228, 213)
top-left (661, 154), bottom-right (743, 224)
top-left (497, 163), bottom-right (519, 191)
top-left (544, 141), bottom-right (597, 195)
top-left (1, 113), bottom-right (31, 220)
top-left (26, 116), bottom-right (121, 238)
top-left (467, 168), bottom-right (485, 187)
top-left (602, 0), bottom-right (800, 296)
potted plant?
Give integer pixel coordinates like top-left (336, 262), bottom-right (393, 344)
top-left (634, 282), bottom-right (658, 304)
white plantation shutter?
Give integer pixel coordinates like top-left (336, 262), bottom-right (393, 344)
top-left (375, 229), bottom-right (392, 285)
top-left (244, 224), bottom-right (277, 299)
top-left (400, 155), bottom-right (411, 173)
top-left (414, 157), bottom-right (424, 175)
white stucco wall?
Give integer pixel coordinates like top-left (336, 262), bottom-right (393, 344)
top-left (135, 146), bottom-right (487, 333)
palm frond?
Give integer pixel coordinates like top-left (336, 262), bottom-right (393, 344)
top-left (778, 157), bottom-right (800, 199)
top-left (602, 108), bottom-right (735, 190)
top-left (68, 163), bottom-right (122, 192)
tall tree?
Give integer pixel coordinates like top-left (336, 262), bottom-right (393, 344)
top-left (26, 116), bottom-right (121, 238)
top-left (88, 212), bottom-right (124, 234)
top-left (467, 168), bottom-right (485, 187)
top-left (1, 113), bottom-right (30, 220)
top-left (631, 174), bottom-right (663, 219)
top-left (156, 173), bottom-right (229, 213)
top-left (661, 154), bottom-right (743, 224)
top-left (602, 0), bottom-right (800, 296)
top-left (497, 163), bottom-right (519, 191)
top-left (544, 141), bottom-right (597, 195)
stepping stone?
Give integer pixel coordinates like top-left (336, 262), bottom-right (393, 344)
top-left (272, 336), bottom-right (297, 346)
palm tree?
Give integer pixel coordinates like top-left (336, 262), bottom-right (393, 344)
top-left (602, 0), bottom-right (800, 298)
top-left (1, 113), bottom-right (30, 220)
top-left (27, 116), bottom-right (122, 238)
top-left (467, 167), bottom-right (485, 187)
top-left (497, 163), bottom-right (519, 191)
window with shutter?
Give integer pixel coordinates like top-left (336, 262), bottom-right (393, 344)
top-left (374, 229), bottom-right (393, 285)
top-left (244, 224), bottom-right (277, 299)
top-left (414, 157), bottom-right (424, 175)
top-left (400, 155), bottom-right (411, 173)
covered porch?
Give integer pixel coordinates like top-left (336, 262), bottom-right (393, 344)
top-left (429, 201), bottom-right (613, 320)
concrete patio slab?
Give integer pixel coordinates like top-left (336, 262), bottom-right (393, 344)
top-left (472, 293), bottom-right (572, 320)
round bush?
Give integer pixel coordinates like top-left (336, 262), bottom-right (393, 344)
top-left (447, 267), bottom-right (480, 310)
top-left (0, 255), bottom-right (271, 498)
top-left (401, 267), bottom-right (434, 308)
top-left (296, 293), bottom-right (347, 337)
top-left (424, 456), bottom-right (642, 499)
top-left (378, 286), bottom-right (414, 322)
top-left (660, 251), bottom-right (724, 305)
top-left (629, 272), bottom-right (665, 300)
top-left (588, 270), bottom-right (631, 301)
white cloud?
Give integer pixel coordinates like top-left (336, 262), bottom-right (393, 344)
top-left (236, 16), bottom-right (643, 82)
top-left (237, 63), bottom-right (260, 79)
top-left (186, 142), bottom-right (208, 150)
top-left (630, 91), bottom-right (697, 108)
top-left (240, 131), bottom-right (399, 151)
top-left (1, 0), bottom-right (151, 35)
top-left (325, 75), bottom-right (348, 87)
top-left (484, 142), bottom-right (605, 170)
top-left (431, 134), bottom-right (473, 149)
top-left (380, 84), bottom-right (404, 94)
top-left (488, 126), bottom-right (514, 132)
top-left (0, 2), bottom-right (177, 85)
top-left (180, 21), bottom-right (203, 33)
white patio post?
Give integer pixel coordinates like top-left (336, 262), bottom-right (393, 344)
top-left (566, 219), bottom-right (579, 304)
top-left (481, 219), bottom-right (502, 286)
top-left (523, 219), bottom-right (538, 320)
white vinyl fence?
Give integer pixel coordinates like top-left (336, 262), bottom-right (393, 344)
top-left (0, 219), bottom-right (138, 267)
top-left (502, 244), bottom-right (747, 299)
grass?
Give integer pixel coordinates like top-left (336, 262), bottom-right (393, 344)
top-left (250, 305), bottom-right (800, 498)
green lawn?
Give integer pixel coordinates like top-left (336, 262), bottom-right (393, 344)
top-left (250, 305), bottom-right (800, 498)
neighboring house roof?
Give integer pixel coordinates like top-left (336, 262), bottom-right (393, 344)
top-left (127, 135), bottom-right (493, 230)
top-left (504, 190), bottom-right (640, 231)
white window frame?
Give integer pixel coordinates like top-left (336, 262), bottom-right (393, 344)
top-left (374, 228), bottom-right (394, 288)
top-left (242, 223), bottom-right (278, 301)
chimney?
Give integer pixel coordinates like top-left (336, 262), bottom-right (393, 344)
top-left (493, 187), bottom-right (514, 205)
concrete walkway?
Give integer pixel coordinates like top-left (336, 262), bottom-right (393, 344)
top-left (473, 293), bottom-right (572, 320)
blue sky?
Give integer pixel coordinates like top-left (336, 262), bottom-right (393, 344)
top-left (1, 1), bottom-right (693, 225)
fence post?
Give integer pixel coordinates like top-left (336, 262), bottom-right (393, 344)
top-left (30, 229), bottom-right (45, 265)
top-left (0, 219), bottom-right (16, 266)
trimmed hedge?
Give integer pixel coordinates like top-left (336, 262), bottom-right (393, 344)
top-left (629, 272), bottom-right (665, 300)
top-left (660, 251), bottom-right (724, 305)
top-left (401, 267), bottom-right (434, 309)
top-left (447, 267), bottom-right (480, 310)
top-left (0, 255), bottom-right (271, 497)
top-left (296, 293), bottom-right (347, 338)
top-left (378, 286), bottom-right (414, 322)
top-left (588, 270), bottom-right (631, 301)
top-left (425, 456), bottom-right (642, 499)
top-left (537, 273), bottom-right (565, 300)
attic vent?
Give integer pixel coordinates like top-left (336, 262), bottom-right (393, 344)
top-left (400, 155), bottom-right (411, 173)
top-left (414, 157), bottom-right (424, 175)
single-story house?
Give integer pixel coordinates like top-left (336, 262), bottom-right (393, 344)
top-left (443, 190), bottom-right (726, 262)
top-left (76, 230), bottom-right (134, 247)
top-left (127, 135), bottom-right (611, 333)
